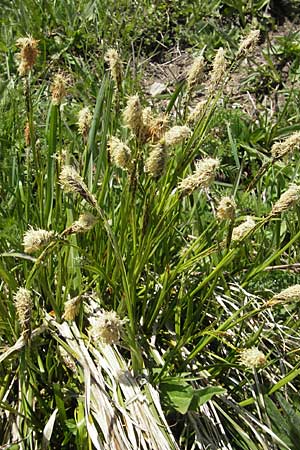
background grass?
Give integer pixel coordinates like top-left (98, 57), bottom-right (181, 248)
top-left (1, 1), bottom-right (300, 449)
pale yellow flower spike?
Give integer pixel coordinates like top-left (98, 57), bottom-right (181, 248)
top-left (23, 227), bottom-right (55, 254)
top-left (239, 347), bottom-right (266, 369)
top-left (16, 36), bottom-right (39, 76)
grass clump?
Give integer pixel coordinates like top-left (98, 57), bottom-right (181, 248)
top-left (1, 2), bottom-right (300, 449)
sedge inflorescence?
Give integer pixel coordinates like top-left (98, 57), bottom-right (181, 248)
top-left (266, 285), bottom-right (300, 306)
top-left (51, 73), bottom-right (68, 105)
top-left (59, 165), bottom-right (97, 209)
top-left (187, 55), bottom-right (205, 91)
top-left (105, 48), bottom-right (122, 92)
top-left (271, 184), bottom-right (300, 216)
top-left (208, 47), bottom-right (227, 93)
top-left (78, 106), bottom-right (92, 138)
top-left (216, 196), bottom-right (236, 221)
top-left (239, 347), bottom-right (266, 369)
top-left (62, 213), bottom-right (97, 237)
top-left (108, 136), bottom-right (132, 171)
top-left (62, 296), bottom-right (82, 321)
top-left (164, 126), bottom-right (191, 147)
top-left (16, 36), bottom-right (39, 76)
top-left (145, 143), bottom-right (168, 178)
top-left (271, 132), bottom-right (300, 159)
top-left (14, 288), bottom-right (33, 335)
top-left (178, 157), bottom-right (220, 195)
top-left (237, 29), bottom-right (260, 58)
top-left (89, 309), bottom-right (127, 345)
top-left (231, 216), bottom-right (256, 242)
top-left (23, 227), bottom-right (55, 254)
top-left (123, 94), bottom-right (144, 138)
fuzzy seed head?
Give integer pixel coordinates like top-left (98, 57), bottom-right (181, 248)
top-left (187, 55), bottom-right (205, 91)
top-left (23, 227), bottom-right (55, 254)
top-left (123, 95), bottom-right (143, 137)
top-left (178, 157), bottom-right (220, 195)
top-left (266, 284), bottom-right (300, 306)
top-left (14, 288), bottom-right (32, 334)
top-left (271, 184), bottom-right (300, 215)
top-left (239, 347), bottom-right (266, 369)
top-left (59, 165), bottom-right (97, 207)
top-left (108, 136), bottom-right (132, 170)
top-left (145, 143), bottom-right (168, 178)
top-left (217, 196), bottom-right (236, 220)
top-left (105, 49), bottom-right (122, 91)
top-left (89, 309), bottom-right (126, 345)
top-left (78, 107), bottom-right (92, 137)
top-left (208, 47), bottom-right (227, 92)
top-left (237, 29), bottom-right (260, 57)
top-left (187, 100), bottom-right (206, 123)
top-left (231, 216), bottom-right (256, 242)
top-left (51, 73), bottom-right (67, 105)
top-left (164, 126), bottom-right (191, 147)
top-left (16, 36), bottom-right (39, 76)
top-left (62, 296), bottom-right (81, 321)
top-left (271, 132), bottom-right (300, 159)
top-left (141, 108), bottom-right (169, 143)
top-left (63, 213), bottom-right (97, 236)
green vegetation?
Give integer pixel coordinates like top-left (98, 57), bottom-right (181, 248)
top-left (1, 1), bottom-right (300, 449)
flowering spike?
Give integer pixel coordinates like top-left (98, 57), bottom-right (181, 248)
top-left (217, 196), bottom-right (236, 220)
top-left (164, 126), bottom-right (191, 147)
top-left (231, 216), bottom-right (256, 242)
top-left (108, 136), bottom-right (132, 171)
top-left (239, 347), bottom-right (266, 369)
top-left (23, 227), bottom-right (55, 254)
top-left (178, 157), bottom-right (220, 195)
top-left (105, 48), bottom-right (123, 92)
top-left (271, 184), bottom-right (300, 215)
top-left (16, 36), bottom-right (39, 76)
top-left (187, 55), bottom-right (205, 91)
top-left (14, 288), bottom-right (33, 337)
top-left (89, 309), bottom-right (127, 345)
top-left (266, 285), bottom-right (300, 306)
top-left (145, 143), bottom-right (168, 178)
